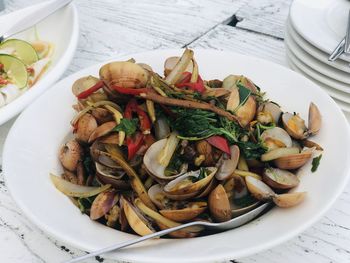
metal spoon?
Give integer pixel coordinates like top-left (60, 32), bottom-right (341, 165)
top-left (65, 202), bottom-right (271, 263)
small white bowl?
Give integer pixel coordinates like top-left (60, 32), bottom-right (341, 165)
top-left (0, 1), bottom-right (79, 125)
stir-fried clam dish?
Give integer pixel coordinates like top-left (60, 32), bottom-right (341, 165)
top-left (52, 49), bottom-right (323, 237)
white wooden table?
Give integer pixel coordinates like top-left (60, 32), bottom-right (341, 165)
top-left (1, 1), bottom-right (350, 262)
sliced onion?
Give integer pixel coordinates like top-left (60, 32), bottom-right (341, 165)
top-left (50, 174), bottom-right (111, 197)
top-left (261, 147), bottom-right (300, 162)
top-left (157, 131), bottom-right (179, 167)
top-left (165, 49), bottom-right (194, 85)
top-left (154, 117), bottom-right (170, 140)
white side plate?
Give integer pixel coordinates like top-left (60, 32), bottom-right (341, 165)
top-left (290, 0), bottom-right (350, 62)
top-left (0, 1), bottom-right (79, 125)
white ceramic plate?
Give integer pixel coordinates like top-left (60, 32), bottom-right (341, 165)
top-left (4, 50), bottom-right (350, 263)
top-left (290, 0), bottom-right (350, 62)
top-left (286, 19), bottom-right (350, 74)
top-left (285, 23), bottom-right (350, 85)
top-left (286, 46), bottom-right (350, 104)
top-left (0, 0), bottom-right (79, 125)
top-left (286, 56), bottom-right (350, 113)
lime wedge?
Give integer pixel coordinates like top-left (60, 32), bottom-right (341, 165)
top-left (0, 39), bottom-right (38, 65)
top-left (0, 54), bottom-right (28, 88)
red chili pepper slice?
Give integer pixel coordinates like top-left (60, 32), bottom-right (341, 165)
top-left (112, 85), bottom-right (149, 95)
top-left (126, 132), bottom-right (144, 160)
top-left (175, 73), bottom-right (205, 93)
top-left (124, 99), bottom-right (138, 119)
top-left (124, 99), bottom-right (152, 134)
top-left (206, 135), bottom-right (231, 155)
top-left (76, 80), bottom-right (104, 99)
top-left (176, 71), bottom-right (192, 85)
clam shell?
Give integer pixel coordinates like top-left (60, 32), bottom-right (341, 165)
top-left (274, 151), bottom-right (312, 170)
top-left (257, 102), bottom-right (282, 124)
top-left (59, 139), bottom-right (83, 172)
top-left (308, 102), bottom-right (321, 135)
top-left (164, 56), bottom-right (193, 77)
top-left (160, 202), bottom-right (207, 222)
top-left (90, 190), bottom-right (118, 220)
top-left (261, 127), bottom-right (292, 150)
top-left (245, 176), bottom-right (275, 201)
top-left (72, 76), bottom-right (100, 97)
top-left (282, 112), bottom-right (307, 140)
top-left (263, 168), bottom-right (299, 189)
top-left (208, 184), bottom-right (231, 222)
top-left (143, 139), bottom-right (185, 181)
top-left (148, 184), bottom-right (168, 209)
top-left (99, 61), bottom-right (148, 89)
top-left (75, 113), bottom-right (98, 143)
top-left (215, 145), bottom-right (240, 181)
top-left (261, 147), bottom-right (300, 162)
top-left (134, 198), bottom-right (202, 238)
top-left (273, 192), bottom-right (306, 208)
top-left (122, 197), bottom-right (155, 236)
top-left (163, 167), bottom-right (217, 196)
top-left (236, 96), bottom-right (257, 127)
top-left (88, 121), bottom-right (116, 143)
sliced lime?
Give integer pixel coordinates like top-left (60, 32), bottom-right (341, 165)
top-left (0, 39), bottom-right (39, 65)
top-left (0, 54), bottom-right (28, 88)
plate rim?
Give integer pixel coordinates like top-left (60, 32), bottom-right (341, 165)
top-left (4, 48), bottom-right (350, 262)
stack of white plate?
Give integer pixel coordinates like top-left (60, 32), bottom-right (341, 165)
top-left (286, 0), bottom-right (350, 112)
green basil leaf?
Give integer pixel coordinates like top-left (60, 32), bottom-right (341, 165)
top-left (112, 118), bottom-right (138, 136)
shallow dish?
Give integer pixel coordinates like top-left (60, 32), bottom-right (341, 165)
top-left (4, 49), bottom-right (350, 263)
top-left (0, 1), bottom-right (79, 125)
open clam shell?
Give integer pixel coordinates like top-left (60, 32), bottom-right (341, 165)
top-left (225, 175), bottom-right (260, 217)
top-left (143, 139), bottom-right (186, 182)
top-left (215, 145), bottom-right (240, 181)
top-left (91, 140), bottom-right (141, 169)
top-left (257, 102), bottom-right (282, 124)
top-left (282, 112), bottom-right (308, 140)
top-left (263, 168), bottom-right (299, 190)
top-left (261, 127), bottom-right (292, 151)
top-left (163, 167), bottom-right (217, 197)
top-left (135, 198), bottom-right (202, 238)
top-left (245, 175), bottom-right (275, 201)
top-left (95, 162), bottom-right (130, 190)
top-left (160, 202), bottom-right (207, 222)
top-left (122, 197), bottom-right (155, 236)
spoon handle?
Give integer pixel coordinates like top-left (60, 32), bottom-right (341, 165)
top-left (64, 221), bottom-right (202, 263)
